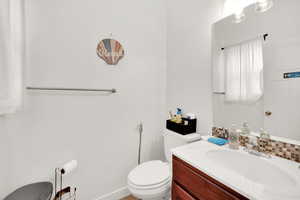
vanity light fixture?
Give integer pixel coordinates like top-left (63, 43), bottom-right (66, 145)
top-left (233, 8), bottom-right (246, 23)
top-left (229, 0), bottom-right (274, 24)
top-left (255, 0), bottom-right (274, 13)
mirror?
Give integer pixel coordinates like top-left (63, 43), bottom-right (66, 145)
top-left (212, 0), bottom-right (300, 141)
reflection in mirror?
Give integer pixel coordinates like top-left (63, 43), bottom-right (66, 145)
top-left (212, 0), bottom-right (300, 141)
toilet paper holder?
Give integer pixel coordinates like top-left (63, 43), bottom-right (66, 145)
top-left (54, 160), bottom-right (78, 200)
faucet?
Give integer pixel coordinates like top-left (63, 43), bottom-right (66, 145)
top-left (244, 135), bottom-right (271, 158)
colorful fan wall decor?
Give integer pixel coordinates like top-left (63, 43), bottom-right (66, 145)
top-left (97, 38), bottom-right (125, 65)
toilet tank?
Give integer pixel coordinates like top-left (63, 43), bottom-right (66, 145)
top-left (163, 129), bottom-right (201, 163)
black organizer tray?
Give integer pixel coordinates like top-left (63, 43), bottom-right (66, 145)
top-left (166, 118), bottom-right (197, 135)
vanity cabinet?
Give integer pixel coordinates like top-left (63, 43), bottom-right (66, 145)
top-left (172, 156), bottom-right (249, 200)
top-left (172, 183), bottom-right (196, 200)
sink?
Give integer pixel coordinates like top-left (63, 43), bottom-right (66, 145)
top-left (206, 150), bottom-right (297, 192)
top-left (4, 182), bottom-right (53, 200)
top-left (172, 140), bottom-right (300, 199)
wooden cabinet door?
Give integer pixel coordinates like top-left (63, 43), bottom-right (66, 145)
top-left (172, 182), bottom-right (196, 200)
top-left (172, 156), bottom-right (249, 200)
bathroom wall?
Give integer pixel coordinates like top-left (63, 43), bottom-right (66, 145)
top-left (0, 120), bottom-right (11, 197)
top-left (213, 0), bottom-right (300, 140)
top-left (166, 0), bottom-right (224, 134)
top-left (0, 0), bottom-right (166, 199)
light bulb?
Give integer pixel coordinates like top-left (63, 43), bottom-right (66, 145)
top-left (256, 0), bottom-right (274, 13)
top-left (234, 8), bottom-right (246, 23)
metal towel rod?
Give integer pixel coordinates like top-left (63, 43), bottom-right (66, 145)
top-left (213, 92), bottom-right (226, 95)
top-left (26, 87), bottom-right (117, 93)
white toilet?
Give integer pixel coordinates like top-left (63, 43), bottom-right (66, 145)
top-left (127, 129), bottom-right (201, 200)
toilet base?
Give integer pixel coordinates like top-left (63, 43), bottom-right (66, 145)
top-left (131, 192), bottom-right (170, 200)
top-left (128, 184), bottom-right (170, 200)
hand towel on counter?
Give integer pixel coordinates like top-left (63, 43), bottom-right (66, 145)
top-left (208, 137), bottom-right (228, 146)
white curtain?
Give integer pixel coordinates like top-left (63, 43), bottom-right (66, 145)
top-left (225, 38), bottom-right (263, 103)
top-left (225, 44), bottom-right (241, 102)
top-left (0, 0), bottom-right (24, 115)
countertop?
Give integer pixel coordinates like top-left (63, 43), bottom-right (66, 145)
top-left (171, 137), bottom-right (300, 200)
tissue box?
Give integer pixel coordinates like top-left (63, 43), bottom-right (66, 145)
top-left (166, 118), bottom-right (197, 135)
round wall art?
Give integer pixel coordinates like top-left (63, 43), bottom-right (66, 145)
top-left (97, 38), bottom-right (125, 65)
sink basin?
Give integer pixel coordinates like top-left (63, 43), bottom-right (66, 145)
top-left (206, 150), bottom-right (297, 192)
top-left (4, 182), bottom-right (53, 200)
top-left (172, 140), bottom-right (300, 199)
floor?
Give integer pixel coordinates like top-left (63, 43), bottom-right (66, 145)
top-left (120, 195), bottom-right (138, 200)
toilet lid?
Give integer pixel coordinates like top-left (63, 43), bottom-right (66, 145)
top-left (128, 160), bottom-right (170, 187)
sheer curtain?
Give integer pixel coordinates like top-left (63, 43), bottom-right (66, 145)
top-left (0, 0), bottom-right (24, 115)
top-left (225, 38), bottom-right (263, 103)
top-left (224, 44), bottom-right (241, 102)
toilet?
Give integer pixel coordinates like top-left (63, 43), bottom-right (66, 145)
top-left (127, 129), bottom-right (201, 200)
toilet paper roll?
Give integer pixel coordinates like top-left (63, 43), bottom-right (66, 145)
top-left (61, 160), bottom-right (78, 175)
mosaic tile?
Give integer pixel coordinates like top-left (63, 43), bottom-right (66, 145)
top-left (212, 127), bottom-right (300, 163)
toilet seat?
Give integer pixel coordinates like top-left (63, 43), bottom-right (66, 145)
top-left (128, 160), bottom-right (170, 189)
top-left (128, 177), bottom-right (170, 191)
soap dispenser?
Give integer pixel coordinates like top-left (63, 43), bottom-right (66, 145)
top-left (259, 128), bottom-right (271, 155)
top-left (241, 122), bottom-right (250, 136)
top-left (228, 124), bottom-right (240, 150)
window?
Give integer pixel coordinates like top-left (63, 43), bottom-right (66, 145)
top-left (224, 39), bottom-right (264, 103)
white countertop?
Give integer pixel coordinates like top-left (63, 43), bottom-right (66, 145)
top-left (171, 137), bottom-right (300, 200)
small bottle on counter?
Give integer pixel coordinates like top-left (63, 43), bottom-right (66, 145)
top-left (241, 122), bottom-right (250, 136)
top-left (259, 128), bottom-right (271, 155)
top-left (175, 108), bottom-right (183, 124)
top-left (260, 128), bottom-right (270, 139)
top-left (228, 124), bottom-right (240, 150)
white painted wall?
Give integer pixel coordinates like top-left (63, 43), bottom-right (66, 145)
top-left (213, 0), bottom-right (300, 140)
top-left (0, 0), bottom-right (166, 199)
top-left (166, 0), bottom-right (224, 134)
top-left (0, 119), bottom-right (12, 197)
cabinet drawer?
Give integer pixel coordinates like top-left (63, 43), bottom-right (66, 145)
top-left (172, 182), bottom-right (196, 200)
top-left (173, 156), bottom-right (248, 200)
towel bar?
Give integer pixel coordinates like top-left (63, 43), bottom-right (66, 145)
top-left (26, 87), bottom-right (117, 93)
top-left (213, 92), bottom-right (225, 95)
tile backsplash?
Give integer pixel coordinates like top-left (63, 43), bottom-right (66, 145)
top-left (212, 127), bottom-right (300, 163)
top-left (212, 127), bottom-right (229, 140)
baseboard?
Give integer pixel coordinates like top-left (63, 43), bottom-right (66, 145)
top-left (94, 186), bottom-right (130, 200)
